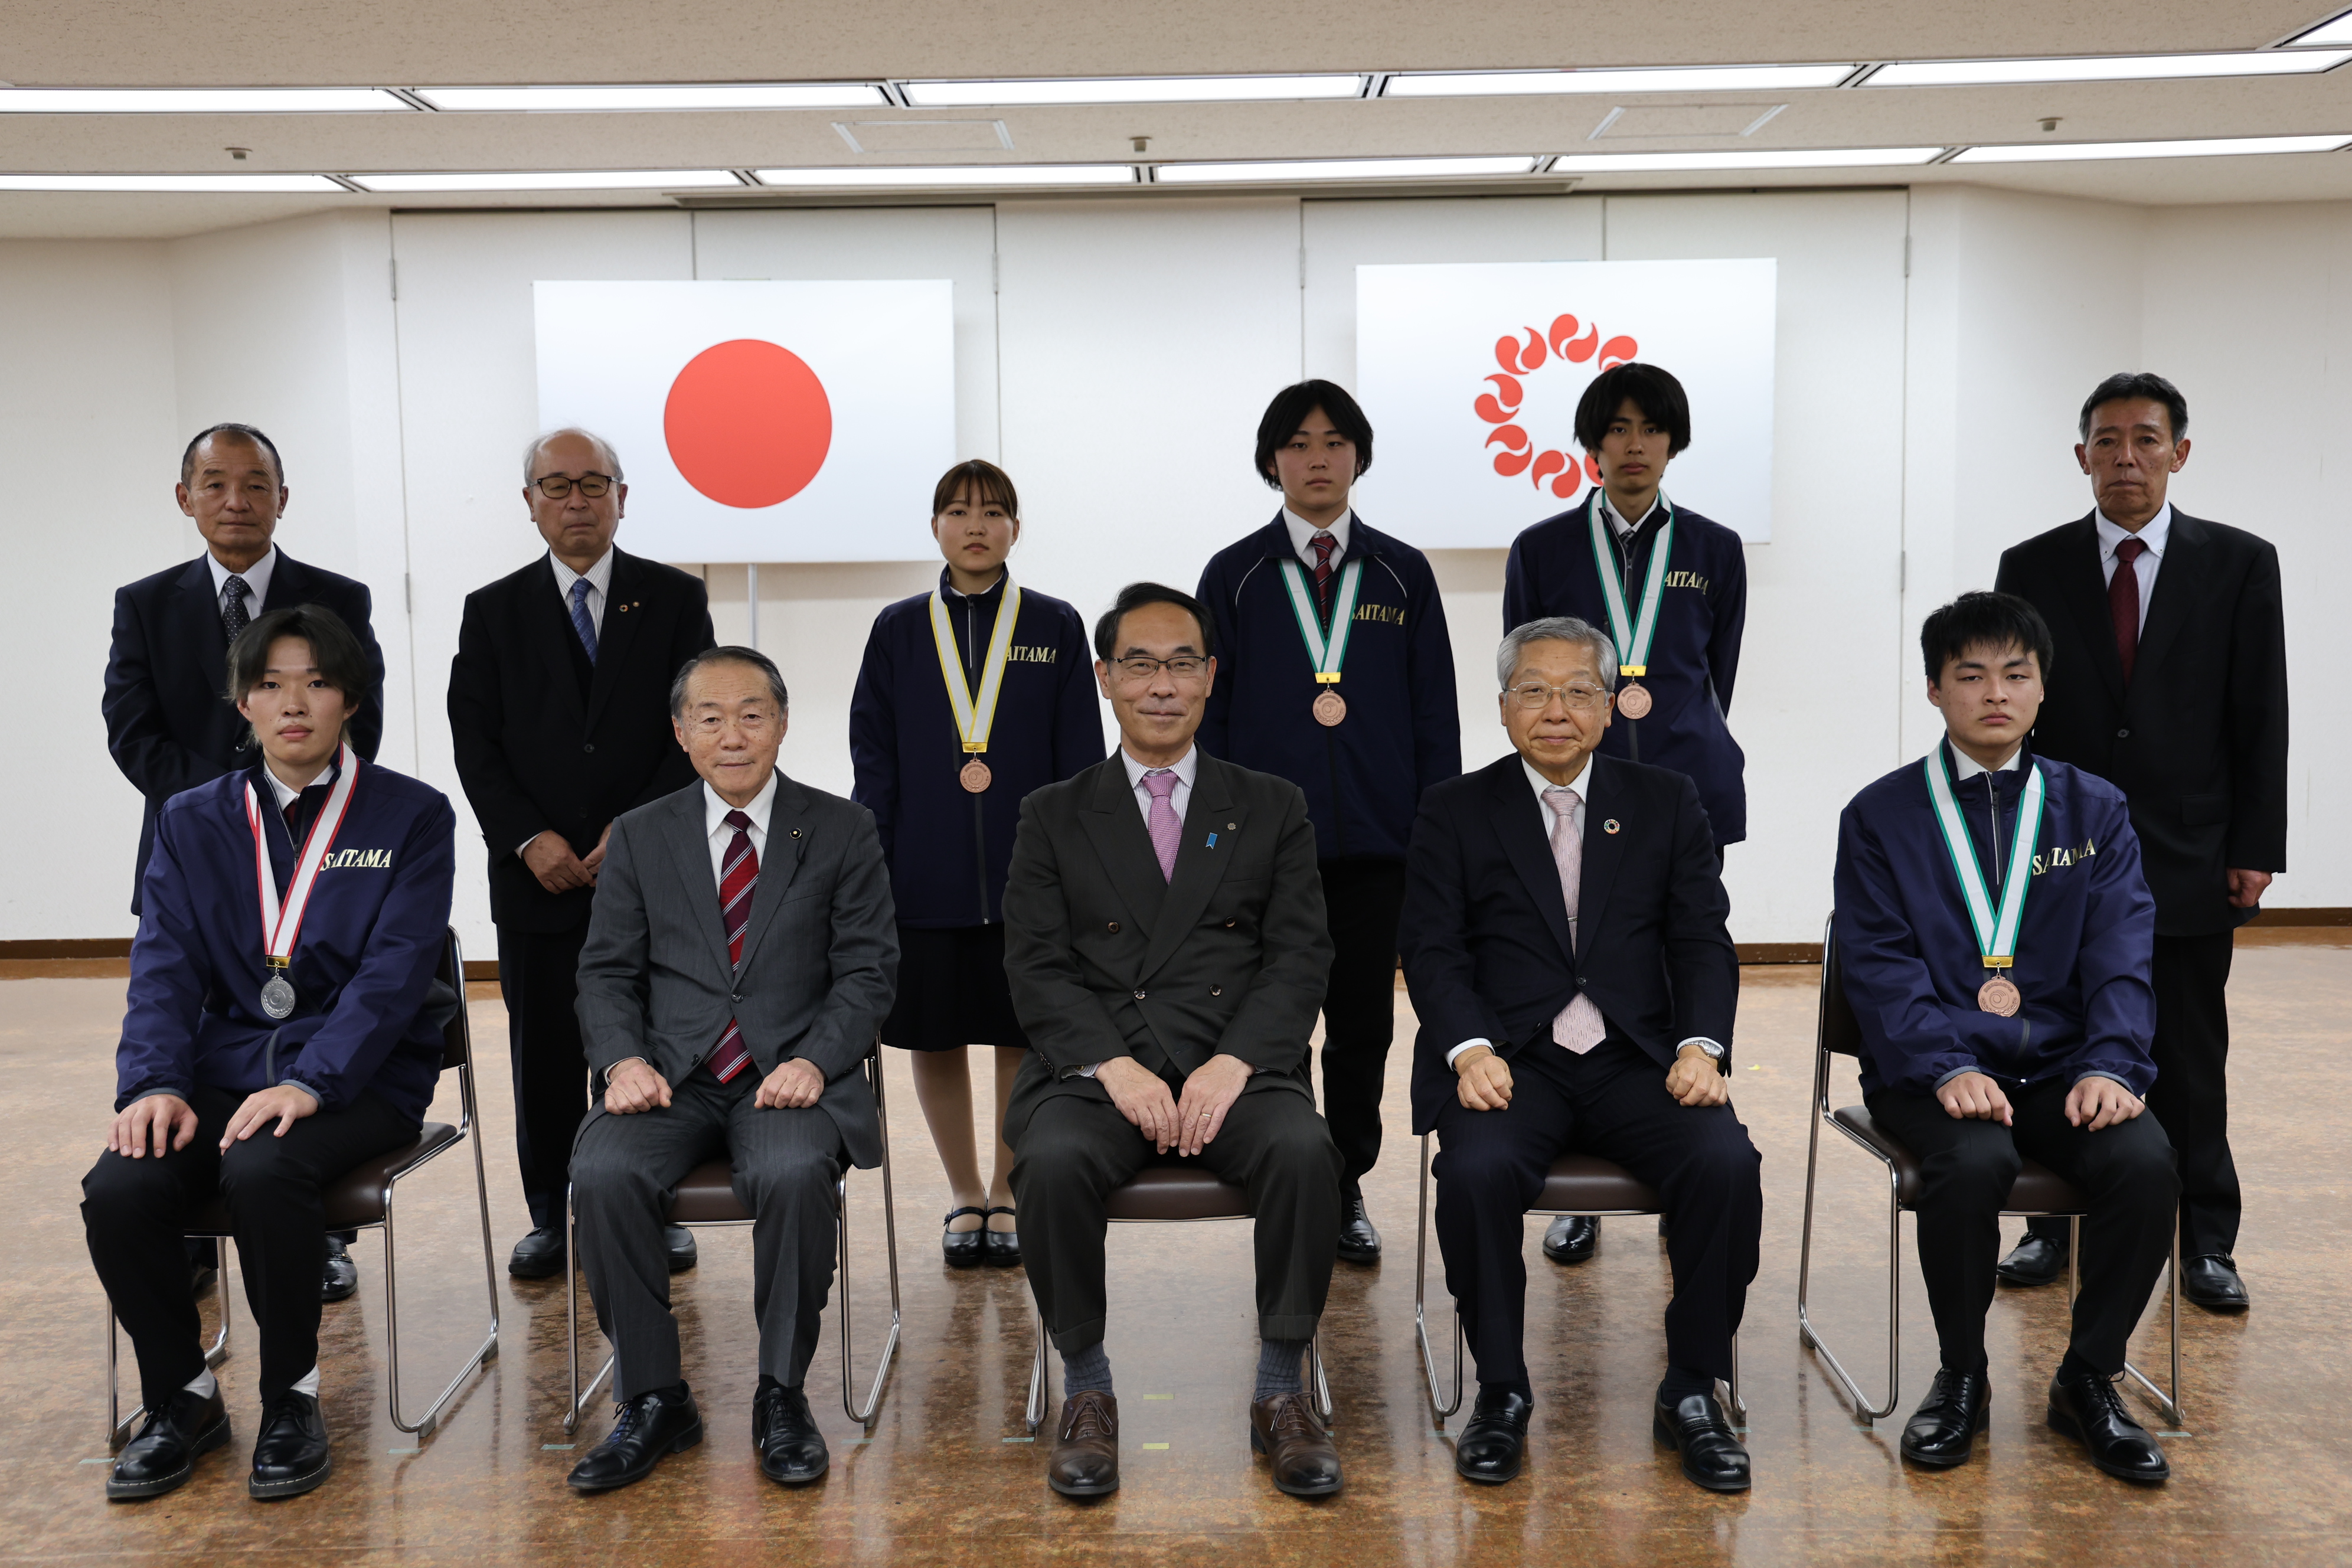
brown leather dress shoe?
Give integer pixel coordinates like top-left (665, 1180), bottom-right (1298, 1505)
top-left (1047, 1390), bottom-right (1119, 1497)
top-left (1250, 1391), bottom-right (1342, 1497)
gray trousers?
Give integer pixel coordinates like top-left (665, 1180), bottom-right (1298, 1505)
top-left (573, 1067), bottom-right (844, 1399)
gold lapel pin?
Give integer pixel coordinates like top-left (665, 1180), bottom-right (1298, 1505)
top-left (1602, 819), bottom-right (1621, 835)
top-left (789, 827), bottom-right (802, 838)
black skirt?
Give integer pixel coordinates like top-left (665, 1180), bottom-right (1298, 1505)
top-left (880, 923), bottom-right (1033, 1053)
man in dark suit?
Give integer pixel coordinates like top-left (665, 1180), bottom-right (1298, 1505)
top-left (1002, 582), bottom-right (1344, 1502)
top-left (1994, 373), bottom-right (2288, 1312)
top-left (103, 422), bottom-right (387, 1305)
top-left (447, 428), bottom-right (716, 1278)
top-left (1400, 615), bottom-right (1758, 1492)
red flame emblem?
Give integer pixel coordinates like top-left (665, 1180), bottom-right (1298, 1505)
top-left (1472, 313), bottom-right (1639, 499)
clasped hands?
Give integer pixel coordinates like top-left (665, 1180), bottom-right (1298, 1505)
top-left (1452, 1042), bottom-right (1729, 1111)
top-left (106, 1083), bottom-right (319, 1159)
top-left (1096, 1053), bottom-right (1252, 1156)
top-left (605, 1055), bottom-right (825, 1115)
top-left (1935, 1069), bottom-right (2143, 1131)
top-left (522, 824), bottom-right (615, 895)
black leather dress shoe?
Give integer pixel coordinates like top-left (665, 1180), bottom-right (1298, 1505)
top-left (1997, 1233), bottom-right (2067, 1287)
top-left (753, 1381), bottom-right (829, 1485)
top-left (2181, 1253), bottom-right (2250, 1311)
top-left (568, 1384), bottom-right (704, 1493)
top-left (1653, 1391), bottom-right (1750, 1492)
top-left (1335, 1191), bottom-right (1382, 1265)
top-left (107, 1386), bottom-right (229, 1501)
top-left (508, 1226), bottom-right (566, 1279)
top-left (248, 1391), bottom-right (332, 1500)
top-left (941, 1207), bottom-right (986, 1269)
top-left (2047, 1364), bottom-right (2169, 1484)
top-left (320, 1236), bottom-right (358, 1304)
top-left (1900, 1369), bottom-right (1991, 1468)
top-left (1455, 1386), bottom-right (1532, 1484)
top-left (983, 1207), bottom-right (1022, 1268)
top-left (1542, 1215), bottom-right (1597, 1265)
top-left (665, 1225), bottom-right (698, 1272)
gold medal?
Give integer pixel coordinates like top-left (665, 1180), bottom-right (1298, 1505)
top-left (958, 757), bottom-right (992, 793)
top-left (1615, 680), bottom-right (1653, 719)
top-left (1977, 974), bottom-right (2021, 1017)
top-left (1313, 690), bottom-right (1347, 727)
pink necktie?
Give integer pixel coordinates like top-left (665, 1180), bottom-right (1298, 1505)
top-left (1143, 770), bottom-right (1182, 882)
top-left (1543, 786), bottom-right (1608, 1054)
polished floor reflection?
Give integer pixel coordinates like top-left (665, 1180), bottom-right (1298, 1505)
top-left (4, 933), bottom-right (2347, 1564)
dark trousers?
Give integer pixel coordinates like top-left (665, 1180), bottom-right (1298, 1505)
top-left (1870, 1079), bottom-right (2177, 1376)
top-left (1433, 1038), bottom-right (1761, 1388)
top-left (2033, 931), bottom-right (2236, 1258)
top-left (1315, 856), bottom-right (1409, 1186)
top-left (499, 919), bottom-right (592, 1231)
top-left (571, 1068), bottom-right (844, 1399)
top-left (83, 1086), bottom-right (419, 1412)
top-left (1011, 1080), bottom-right (1342, 1354)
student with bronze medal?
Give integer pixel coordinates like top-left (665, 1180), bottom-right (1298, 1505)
top-left (850, 460), bottom-right (1103, 1268)
top-left (1834, 592), bottom-right (2178, 1484)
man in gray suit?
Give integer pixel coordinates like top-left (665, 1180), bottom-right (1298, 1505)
top-left (1004, 582), bottom-right (1344, 1502)
top-left (563, 646), bottom-right (897, 1495)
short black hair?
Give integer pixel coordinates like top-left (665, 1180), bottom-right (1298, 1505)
top-left (226, 605), bottom-right (371, 713)
top-left (1254, 380), bottom-right (1373, 488)
top-left (1093, 582), bottom-right (1214, 662)
top-left (1573, 362), bottom-right (1691, 457)
top-left (2078, 372), bottom-right (2188, 442)
top-left (931, 458), bottom-right (1019, 520)
top-left (1920, 591), bottom-right (2054, 685)
top-left (669, 645), bottom-right (789, 717)
top-left (182, 422), bottom-right (285, 488)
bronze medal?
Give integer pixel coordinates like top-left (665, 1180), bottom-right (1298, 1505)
top-left (1977, 974), bottom-right (2021, 1017)
top-left (958, 758), bottom-right (992, 793)
top-left (1615, 680), bottom-right (1653, 720)
top-left (1312, 689), bottom-right (1347, 727)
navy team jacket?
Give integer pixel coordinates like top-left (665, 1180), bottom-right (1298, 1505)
top-left (1502, 493), bottom-right (1749, 845)
top-left (116, 757), bottom-right (458, 1126)
top-left (1196, 513), bottom-right (1461, 864)
top-left (1833, 743), bottom-right (2157, 1100)
top-left (850, 571), bottom-right (1104, 929)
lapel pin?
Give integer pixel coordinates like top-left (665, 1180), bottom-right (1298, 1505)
top-left (789, 827), bottom-right (802, 838)
top-left (1602, 819), bottom-right (1621, 835)
top-left (1206, 832), bottom-right (1219, 848)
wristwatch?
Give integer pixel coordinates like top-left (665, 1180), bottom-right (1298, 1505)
top-left (1681, 1038), bottom-right (1729, 1070)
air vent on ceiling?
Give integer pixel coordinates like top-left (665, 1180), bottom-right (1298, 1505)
top-left (834, 119), bottom-right (1014, 153)
top-left (1589, 103), bottom-right (1787, 140)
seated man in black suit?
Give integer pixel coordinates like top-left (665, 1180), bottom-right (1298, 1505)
top-left (1002, 582), bottom-right (1344, 1502)
top-left (1400, 615), bottom-right (1758, 1492)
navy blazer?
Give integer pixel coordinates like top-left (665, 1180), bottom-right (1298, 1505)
top-left (105, 550), bottom-right (386, 913)
top-left (1501, 494), bottom-right (1747, 845)
top-left (1401, 752), bottom-right (1737, 1136)
top-left (1196, 513), bottom-right (1460, 863)
top-left (1833, 745), bottom-right (2157, 1099)
top-left (117, 757), bottom-right (456, 1126)
top-left (848, 572), bottom-right (1103, 927)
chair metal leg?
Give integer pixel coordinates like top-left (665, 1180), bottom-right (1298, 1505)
top-left (1796, 1112), bottom-right (1903, 1423)
top-left (1307, 1332), bottom-right (1334, 1425)
top-left (564, 1181), bottom-right (615, 1434)
top-left (839, 1052), bottom-right (903, 1426)
top-left (108, 1246), bottom-right (234, 1451)
top-left (384, 1142), bottom-right (502, 1436)
top-left (1413, 1132), bottom-right (1465, 1424)
top-left (1723, 1331), bottom-right (1747, 1423)
top-left (1025, 1311), bottom-right (1049, 1433)
top-left (2121, 1214), bottom-right (2185, 1427)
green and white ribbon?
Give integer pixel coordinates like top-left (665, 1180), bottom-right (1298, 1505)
top-left (1586, 496), bottom-right (1675, 676)
top-left (1276, 557), bottom-right (1365, 684)
top-left (927, 577), bottom-right (1023, 754)
top-left (1922, 746), bottom-right (2045, 968)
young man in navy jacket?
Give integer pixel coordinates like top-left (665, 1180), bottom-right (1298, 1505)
top-left (1197, 381), bottom-right (1460, 1262)
top-left (1834, 592), bottom-right (2177, 1484)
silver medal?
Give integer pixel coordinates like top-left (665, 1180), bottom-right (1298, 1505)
top-left (260, 974), bottom-right (296, 1020)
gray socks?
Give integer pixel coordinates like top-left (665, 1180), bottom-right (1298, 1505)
top-left (1061, 1340), bottom-right (1113, 1397)
top-left (1254, 1338), bottom-right (1309, 1400)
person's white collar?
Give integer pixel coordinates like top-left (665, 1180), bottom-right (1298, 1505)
top-left (1521, 750), bottom-right (1595, 803)
top-left (703, 770), bottom-right (779, 835)
top-left (1948, 740), bottom-right (2025, 782)
top-left (207, 545), bottom-right (277, 606)
top-left (1596, 489), bottom-right (1668, 537)
top-left (1281, 508), bottom-right (1353, 564)
top-left (1121, 744), bottom-right (1198, 791)
top-left (259, 750), bottom-right (342, 812)
top-left (2094, 502), bottom-right (2171, 560)
top-left (551, 547), bottom-right (616, 597)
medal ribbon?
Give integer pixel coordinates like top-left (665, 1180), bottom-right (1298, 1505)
top-left (927, 577), bottom-right (1023, 755)
top-left (1277, 557), bottom-right (1365, 685)
top-left (1586, 496), bottom-right (1675, 677)
top-left (243, 741), bottom-right (361, 968)
top-left (1922, 745), bottom-right (2044, 969)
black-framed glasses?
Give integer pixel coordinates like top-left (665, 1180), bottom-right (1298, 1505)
top-left (1111, 656), bottom-right (1208, 682)
top-left (532, 473), bottom-right (616, 499)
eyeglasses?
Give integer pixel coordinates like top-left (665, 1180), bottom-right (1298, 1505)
top-left (532, 472), bottom-right (616, 499)
top-left (1111, 656), bottom-right (1209, 682)
top-left (1505, 681), bottom-right (1609, 711)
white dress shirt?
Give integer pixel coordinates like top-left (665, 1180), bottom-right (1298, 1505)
top-left (702, 772), bottom-right (777, 889)
top-left (2093, 504), bottom-right (2170, 638)
top-left (207, 545), bottom-right (278, 624)
top-left (1949, 742), bottom-right (2025, 782)
top-left (552, 547), bottom-right (616, 637)
top-left (1120, 743), bottom-right (1197, 828)
top-left (1280, 507), bottom-right (1354, 569)
top-left (1594, 489), bottom-right (1668, 542)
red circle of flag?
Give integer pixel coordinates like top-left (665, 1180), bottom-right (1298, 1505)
top-left (663, 338), bottom-right (834, 509)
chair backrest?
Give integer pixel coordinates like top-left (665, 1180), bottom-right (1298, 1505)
top-left (436, 927), bottom-right (471, 1073)
top-left (1817, 917), bottom-right (1864, 1060)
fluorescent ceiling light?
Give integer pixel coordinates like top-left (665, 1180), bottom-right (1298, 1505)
top-left (1157, 155), bottom-right (1538, 184)
top-left (1952, 133), bottom-right (2352, 163)
top-left (1867, 51), bottom-right (2352, 87)
top-left (0, 87), bottom-right (410, 113)
top-left (903, 74), bottom-right (1363, 106)
top-left (2286, 12), bottom-right (2352, 47)
top-left (754, 164), bottom-right (1137, 186)
top-left (345, 169), bottom-right (742, 191)
top-left (1551, 146), bottom-right (1943, 172)
top-left (416, 83), bottom-right (886, 112)
top-left (0, 173), bottom-right (348, 191)
top-left (1385, 64), bottom-right (1857, 97)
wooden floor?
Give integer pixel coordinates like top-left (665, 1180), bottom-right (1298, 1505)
top-left (2, 932), bottom-right (2346, 1565)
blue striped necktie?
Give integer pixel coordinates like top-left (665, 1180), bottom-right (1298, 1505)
top-left (569, 577), bottom-right (599, 663)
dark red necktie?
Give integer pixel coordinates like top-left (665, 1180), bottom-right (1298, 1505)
top-left (1311, 531), bottom-right (1336, 616)
top-left (2109, 537), bottom-right (2148, 684)
top-left (706, 809), bottom-right (757, 1083)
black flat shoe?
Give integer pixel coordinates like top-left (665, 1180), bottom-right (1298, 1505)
top-left (320, 1236), bottom-right (358, 1304)
top-left (753, 1380), bottom-right (829, 1485)
top-left (941, 1206), bottom-right (986, 1269)
top-left (1653, 1391), bottom-right (1750, 1492)
top-left (1997, 1233), bottom-right (2067, 1287)
top-left (2047, 1364), bottom-right (2168, 1484)
top-left (1900, 1368), bottom-right (1991, 1468)
top-left (248, 1391), bottom-right (332, 1500)
top-left (1542, 1215), bottom-right (1596, 1265)
top-left (568, 1384), bottom-right (704, 1493)
top-left (665, 1225), bottom-right (698, 1272)
top-left (2181, 1253), bottom-right (2250, 1312)
top-left (982, 1207), bottom-right (1021, 1268)
top-left (1455, 1386), bottom-right (1531, 1484)
top-left (1335, 1190), bottom-right (1382, 1265)
top-left (107, 1386), bottom-right (229, 1501)
top-left (508, 1226), bottom-right (566, 1279)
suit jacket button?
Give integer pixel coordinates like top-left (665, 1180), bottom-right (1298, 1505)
top-left (1210, 985), bottom-right (1223, 997)
top-left (1577, 976), bottom-right (1588, 986)
top-left (1224, 919), bottom-right (1236, 928)
top-left (731, 993), bottom-right (743, 1004)
top-left (2116, 727), bottom-right (2129, 739)
top-left (1133, 989), bottom-right (1146, 1000)
top-left (1107, 920), bottom-right (1120, 933)
top-left (583, 743), bottom-right (596, 753)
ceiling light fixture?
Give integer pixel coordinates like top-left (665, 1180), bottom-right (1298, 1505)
top-left (1156, 155), bottom-right (1540, 182)
top-left (901, 74), bottom-right (1364, 107)
top-left (1864, 50), bottom-right (2352, 87)
top-left (0, 173), bottom-right (349, 191)
top-left (753, 164), bottom-right (1139, 186)
top-left (345, 169), bottom-right (743, 191)
top-left (1549, 146), bottom-right (1944, 172)
top-left (415, 84), bottom-right (886, 112)
top-left (2285, 11), bottom-right (2352, 47)
top-left (1951, 133), bottom-right (2352, 162)
top-left (0, 88), bottom-right (411, 113)
top-left (1384, 64), bottom-right (1857, 97)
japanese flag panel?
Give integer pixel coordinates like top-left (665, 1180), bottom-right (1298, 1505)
top-left (1355, 260), bottom-right (1777, 545)
top-left (534, 279), bottom-right (955, 562)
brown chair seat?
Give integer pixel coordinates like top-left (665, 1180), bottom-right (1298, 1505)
top-left (1534, 1154), bottom-right (1658, 1214)
top-left (181, 1122), bottom-right (461, 1235)
top-left (667, 1159), bottom-right (753, 1224)
top-left (1831, 1105), bottom-right (2085, 1214)
top-left (1105, 1162), bottom-right (1251, 1222)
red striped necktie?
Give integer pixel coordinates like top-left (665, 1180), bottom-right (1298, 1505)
top-left (1311, 530), bottom-right (1336, 616)
top-left (706, 808), bottom-right (757, 1083)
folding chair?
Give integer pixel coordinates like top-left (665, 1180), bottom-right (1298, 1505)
top-left (563, 1044), bottom-right (902, 1433)
top-left (106, 927), bottom-right (501, 1446)
top-left (1796, 916), bottom-right (2183, 1425)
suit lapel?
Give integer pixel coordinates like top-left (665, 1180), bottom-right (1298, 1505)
top-left (583, 550), bottom-right (646, 730)
top-left (1077, 757), bottom-right (1169, 940)
top-left (1489, 759), bottom-right (1576, 966)
top-left (1138, 754), bottom-right (1247, 984)
top-left (656, 788), bottom-right (734, 978)
top-left (2047, 514), bottom-right (2127, 712)
top-left (2130, 510), bottom-right (2201, 688)
top-left (1576, 758), bottom-right (1628, 962)
top-left (178, 556), bottom-right (231, 695)
top-left (259, 550), bottom-right (305, 613)
top-left (734, 772), bottom-right (807, 976)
